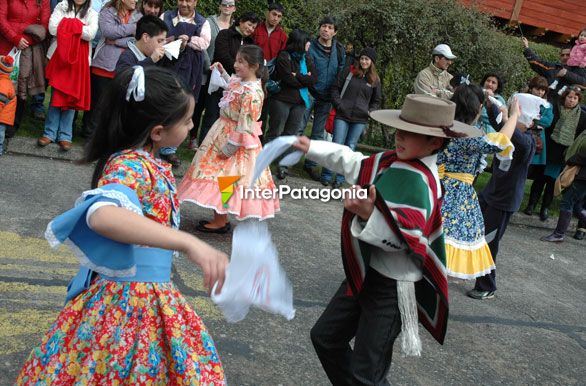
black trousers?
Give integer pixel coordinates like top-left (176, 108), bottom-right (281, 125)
top-left (527, 171), bottom-right (556, 211)
top-left (311, 268), bottom-right (402, 386)
top-left (81, 73), bottom-right (112, 137)
top-left (197, 89), bottom-right (222, 144)
top-left (189, 81), bottom-right (208, 139)
top-left (474, 198), bottom-right (513, 292)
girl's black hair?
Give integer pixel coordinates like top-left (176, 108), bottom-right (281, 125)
top-left (285, 29), bottom-right (311, 54)
top-left (83, 67), bottom-right (193, 188)
top-left (238, 11), bottom-right (260, 25)
top-left (67, 0), bottom-right (91, 19)
top-left (451, 83), bottom-right (485, 125)
top-left (237, 44), bottom-right (269, 94)
top-left (480, 72), bottom-right (504, 95)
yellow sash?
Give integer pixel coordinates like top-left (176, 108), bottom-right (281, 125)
top-left (437, 164), bottom-right (474, 185)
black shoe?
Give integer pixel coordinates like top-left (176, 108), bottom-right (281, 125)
top-left (331, 181), bottom-right (342, 189)
top-left (320, 179), bottom-right (330, 186)
top-left (466, 289), bottom-right (495, 300)
top-left (199, 220), bottom-right (231, 228)
top-left (573, 229), bottom-right (585, 240)
top-left (539, 208), bottom-right (549, 222)
top-left (303, 166), bottom-right (321, 181)
top-left (523, 203), bottom-right (535, 216)
top-left (540, 232), bottom-right (564, 242)
top-left (276, 169), bottom-right (288, 180)
top-left (196, 222), bottom-right (231, 234)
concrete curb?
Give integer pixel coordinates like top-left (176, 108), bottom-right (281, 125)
top-left (4, 136), bottom-right (577, 232)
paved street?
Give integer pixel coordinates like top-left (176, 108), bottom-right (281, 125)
top-left (0, 139), bottom-right (584, 385)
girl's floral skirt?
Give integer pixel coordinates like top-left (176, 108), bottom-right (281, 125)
top-left (16, 277), bottom-right (225, 385)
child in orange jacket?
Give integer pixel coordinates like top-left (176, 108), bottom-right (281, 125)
top-left (0, 55), bottom-right (16, 155)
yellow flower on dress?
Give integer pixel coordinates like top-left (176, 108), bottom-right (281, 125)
top-left (99, 334), bottom-right (109, 346)
top-left (96, 360), bottom-right (107, 375)
top-left (72, 301), bottom-right (83, 311)
top-left (129, 297), bottom-right (139, 307)
top-left (67, 361), bottom-right (81, 376)
top-left (135, 283), bottom-right (147, 293)
top-left (162, 305), bottom-right (174, 316)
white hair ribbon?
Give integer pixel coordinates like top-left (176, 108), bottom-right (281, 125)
top-left (126, 66), bottom-right (145, 102)
top-left (460, 74), bottom-right (470, 86)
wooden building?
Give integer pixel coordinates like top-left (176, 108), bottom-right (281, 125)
top-left (460, 0), bottom-right (586, 43)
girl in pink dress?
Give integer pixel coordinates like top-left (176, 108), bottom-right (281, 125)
top-left (178, 45), bottom-right (280, 233)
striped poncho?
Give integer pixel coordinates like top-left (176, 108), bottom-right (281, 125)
top-left (341, 150), bottom-right (449, 344)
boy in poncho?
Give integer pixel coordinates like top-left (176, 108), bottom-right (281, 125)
top-left (293, 94), bottom-right (481, 385)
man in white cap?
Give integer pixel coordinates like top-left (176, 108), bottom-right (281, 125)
top-left (414, 44), bottom-right (456, 99)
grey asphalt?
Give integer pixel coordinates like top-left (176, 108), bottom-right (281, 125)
top-left (0, 137), bottom-right (584, 385)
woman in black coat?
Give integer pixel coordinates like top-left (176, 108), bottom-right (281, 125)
top-left (265, 29), bottom-right (317, 179)
top-left (320, 47), bottom-right (382, 188)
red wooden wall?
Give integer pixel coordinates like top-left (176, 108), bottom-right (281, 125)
top-left (460, 0), bottom-right (586, 38)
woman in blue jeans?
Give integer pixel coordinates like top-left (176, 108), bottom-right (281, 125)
top-left (320, 47), bottom-right (381, 188)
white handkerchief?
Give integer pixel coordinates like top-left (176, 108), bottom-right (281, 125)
top-left (208, 68), bottom-right (229, 94)
top-left (211, 220), bottom-right (295, 323)
top-left (510, 93), bottom-right (550, 128)
top-left (250, 136), bottom-right (302, 187)
top-left (488, 96), bottom-right (504, 124)
top-left (163, 39), bottom-right (182, 60)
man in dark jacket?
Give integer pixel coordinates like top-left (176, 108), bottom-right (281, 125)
top-left (301, 16), bottom-right (346, 180)
top-left (522, 37), bottom-right (586, 93)
top-left (115, 15), bottom-right (168, 74)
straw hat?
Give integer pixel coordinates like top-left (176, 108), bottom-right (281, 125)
top-left (369, 94), bottom-right (482, 138)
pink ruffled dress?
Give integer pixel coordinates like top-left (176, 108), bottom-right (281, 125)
top-left (178, 77), bottom-right (280, 220)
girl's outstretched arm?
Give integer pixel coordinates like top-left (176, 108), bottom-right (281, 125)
top-left (498, 98), bottom-right (520, 139)
top-left (89, 206), bottom-right (228, 294)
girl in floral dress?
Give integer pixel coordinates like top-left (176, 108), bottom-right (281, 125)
top-left (178, 45), bottom-right (280, 233)
top-left (439, 84), bottom-right (519, 279)
top-left (16, 67), bottom-right (228, 385)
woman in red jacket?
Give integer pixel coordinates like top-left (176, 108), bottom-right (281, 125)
top-left (0, 0), bottom-right (51, 135)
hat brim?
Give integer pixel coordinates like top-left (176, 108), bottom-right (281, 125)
top-left (369, 109), bottom-right (482, 138)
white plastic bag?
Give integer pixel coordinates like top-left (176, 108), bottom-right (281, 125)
top-left (208, 67), bottom-right (229, 94)
top-left (7, 47), bottom-right (21, 90)
top-left (211, 220), bottom-right (295, 322)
